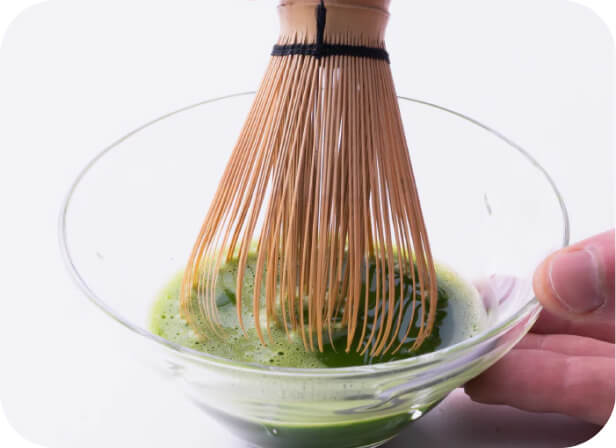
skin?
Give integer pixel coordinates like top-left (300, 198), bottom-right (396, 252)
top-left (465, 230), bottom-right (615, 425)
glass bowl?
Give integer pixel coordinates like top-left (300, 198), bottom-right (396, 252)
top-left (59, 93), bottom-right (569, 448)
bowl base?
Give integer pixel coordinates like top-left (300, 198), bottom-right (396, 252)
top-left (247, 436), bottom-right (396, 448)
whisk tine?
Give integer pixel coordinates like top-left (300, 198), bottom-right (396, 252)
top-left (180, 0), bottom-right (439, 356)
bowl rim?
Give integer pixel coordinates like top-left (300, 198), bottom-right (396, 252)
top-left (58, 92), bottom-right (570, 377)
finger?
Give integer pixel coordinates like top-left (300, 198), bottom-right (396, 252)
top-left (515, 333), bottom-right (614, 357)
top-left (465, 349), bottom-right (615, 425)
top-left (532, 308), bottom-right (614, 343)
top-left (533, 230), bottom-right (615, 330)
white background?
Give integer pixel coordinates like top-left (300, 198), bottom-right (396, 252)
top-left (0, 0), bottom-right (614, 447)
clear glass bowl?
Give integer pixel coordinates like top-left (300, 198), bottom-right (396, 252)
top-left (59, 93), bottom-right (569, 448)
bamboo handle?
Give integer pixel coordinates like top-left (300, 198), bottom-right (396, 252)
top-left (277, 0), bottom-right (389, 44)
top-left (279, 0), bottom-right (390, 13)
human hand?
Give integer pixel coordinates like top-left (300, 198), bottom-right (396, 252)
top-left (465, 230), bottom-right (615, 425)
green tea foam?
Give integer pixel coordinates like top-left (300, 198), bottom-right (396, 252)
top-left (149, 256), bottom-right (486, 368)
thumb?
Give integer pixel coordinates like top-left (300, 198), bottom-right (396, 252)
top-left (533, 230), bottom-right (614, 324)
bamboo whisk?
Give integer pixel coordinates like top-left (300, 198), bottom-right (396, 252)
top-left (180, 0), bottom-right (438, 356)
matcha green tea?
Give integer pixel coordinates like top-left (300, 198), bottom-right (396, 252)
top-left (150, 255), bottom-right (486, 368)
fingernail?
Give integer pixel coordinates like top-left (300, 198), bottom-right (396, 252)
top-left (548, 248), bottom-right (606, 314)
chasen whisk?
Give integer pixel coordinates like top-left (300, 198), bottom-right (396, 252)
top-left (180, 0), bottom-right (438, 357)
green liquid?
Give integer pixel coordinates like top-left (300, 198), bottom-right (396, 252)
top-left (149, 255), bottom-right (485, 368)
top-left (200, 404), bottom-right (442, 448)
top-left (149, 255), bottom-right (486, 447)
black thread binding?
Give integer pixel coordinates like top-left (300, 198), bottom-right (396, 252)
top-left (272, 0), bottom-right (390, 63)
top-left (315, 0), bottom-right (326, 55)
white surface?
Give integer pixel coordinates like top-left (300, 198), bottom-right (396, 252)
top-left (0, 0), bottom-right (614, 447)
